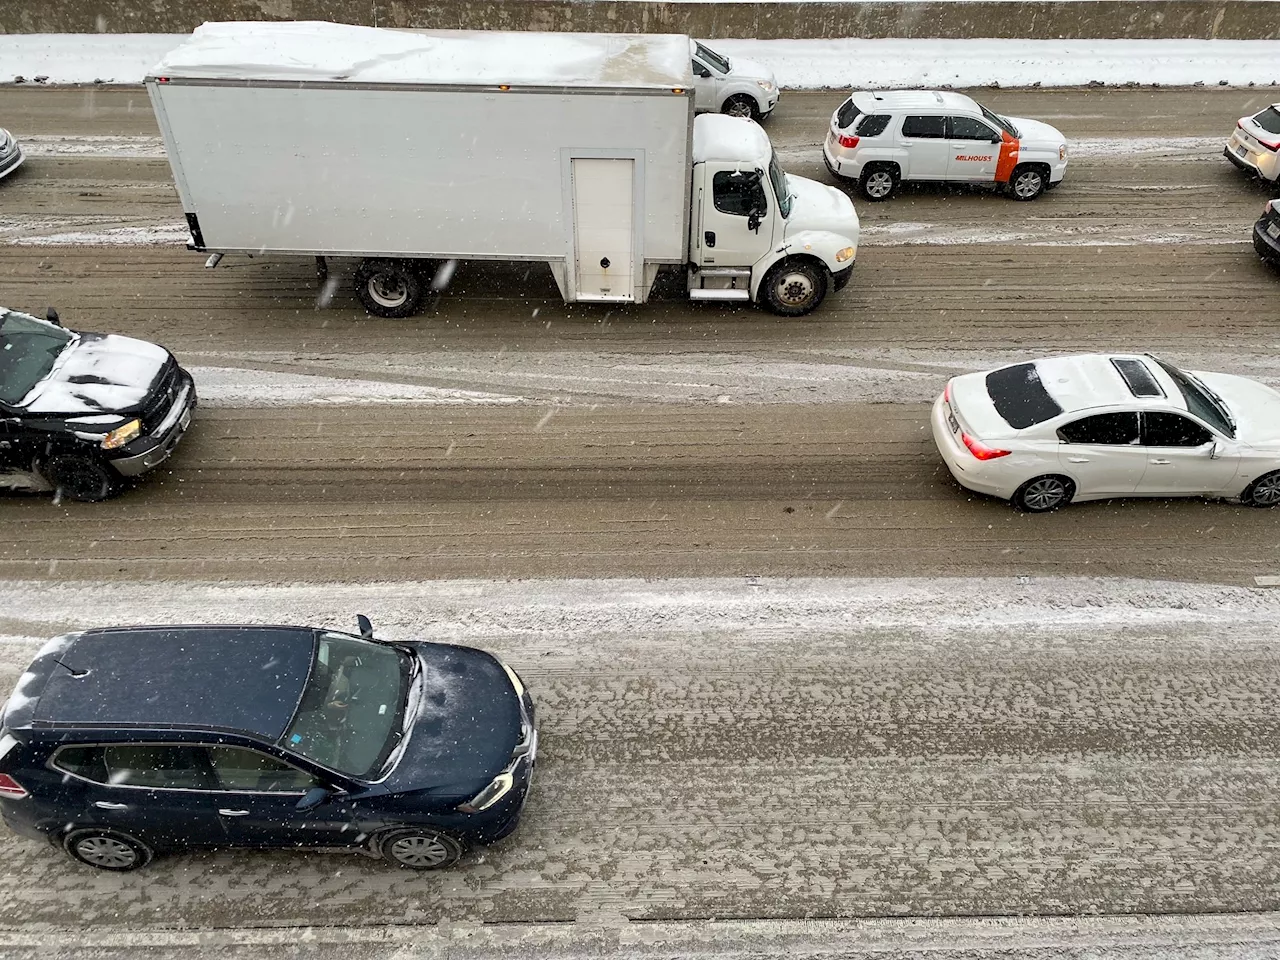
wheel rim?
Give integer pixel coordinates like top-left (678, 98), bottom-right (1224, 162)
top-left (725, 99), bottom-right (753, 119)
top-left (75, 836), bottom-right (137, 869)
top-left (390, 834), bottom-right (452, 867)
top-left (1023, 478), bottom-right (1067, 510)
top-left (368, 274), bottom-right (409, 309)
top-left (773, 272), bottom-right (816, 308)
top-left (866, 172), bottom-right (894, 198)
top-left (1014, 172), bottom-right (1042, 198)
top-left (1251, 474), bottom-right (1280, 506)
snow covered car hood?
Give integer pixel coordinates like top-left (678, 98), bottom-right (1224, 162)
top-left (1195, 371), bottom-right (1280, 448)
top-left (1007, 116), bottom-right (1066, 150)
top-left (728, 56), bottom-right (776, 87)
top-left (20, 332), bottom-right (171, 416)
top-left (784, 174), bottom-right (860, 240)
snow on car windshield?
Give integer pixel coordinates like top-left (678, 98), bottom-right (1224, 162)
top-left (986, 362), bottom-right (1064, 429)
top-left (0, 310), bottom-right (74, 405)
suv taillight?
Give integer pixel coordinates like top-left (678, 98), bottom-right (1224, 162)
top-left (0, 774), bottom-right (27, 799)
top-left (961, 432), bottom-right (1011, 460)
top-left (838, 134), bottom-right (860, 149)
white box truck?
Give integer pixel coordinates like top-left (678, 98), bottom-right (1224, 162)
top-left (147, 22), bottom-right (859, 318)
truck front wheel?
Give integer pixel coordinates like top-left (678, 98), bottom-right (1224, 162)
top-left (761, 258), bottom-right (827, 317)
top-left (354, 258), bottom-right (426, 318)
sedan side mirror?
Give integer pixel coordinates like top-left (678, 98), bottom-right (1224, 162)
top-left (296, 786), bottom-right (332, 811)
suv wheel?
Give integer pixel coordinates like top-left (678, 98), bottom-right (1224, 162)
top-left (858, 164), bottom-right (899, 202)
top-left (1009, 164), bottom-right (1047, 201)
top-left (42, 454), bottom-right (118, 502)
top-left (379, 828), bottom-right (466, 870)
top-left (721, 94), bottom-right (761, 122)
top-left (63, 829), bottom-right (153, 871)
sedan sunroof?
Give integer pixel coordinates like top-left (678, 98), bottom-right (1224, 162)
top-left (1110, 357), bottom-right (1165, 398)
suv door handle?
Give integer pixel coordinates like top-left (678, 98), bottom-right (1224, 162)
top-left (218, 808), bottom-right (250, 816)
top-left (93, 801), bottom-right (128, 810)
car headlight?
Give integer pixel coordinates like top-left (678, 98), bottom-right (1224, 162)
top-left (1059, 143), bottom-right (1067, 161)
top-left (456, 771), bottom-right (515, 814)
top-left (835, 246), bottom-right (855, 263)
top-left (756, 80), bottom-right (775, 93)
top-left (101, 419), bottom-right (142, 449)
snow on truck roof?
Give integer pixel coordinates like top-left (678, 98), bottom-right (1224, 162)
top-left (692, 114), bottom-right (773, 165)
top-left (150, 21), bottom-right (694, 89)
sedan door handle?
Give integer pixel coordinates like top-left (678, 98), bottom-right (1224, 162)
top-left (93, 801), bottom-right (128, 810)
top-left (218, 809), bottom-right (250, 817)
top-left (1150, 459), bottom-right (1172, 465)
top-left (1066, 457), bottom-right (1090, 463)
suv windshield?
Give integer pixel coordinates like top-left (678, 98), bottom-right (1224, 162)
top-left (0, 310), bottom-right (75, 405)
top-left (695, 42), bottom-right (730, 74)
top-left (1150, 356), bottom-right (1236, 438)
top-left (282, 632), bottom-right (411, 778)
top-left (978, 103), bottom-right (1019, 138)
top-left (768, 151), bottom-right (793, 219)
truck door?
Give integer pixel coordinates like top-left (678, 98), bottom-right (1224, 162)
top-left (571, 158), bottom-right (635, 302)
top-left (692, 164), bottom-right (775, 270)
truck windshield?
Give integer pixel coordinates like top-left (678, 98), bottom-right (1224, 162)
top-left (282, 632), bottom-right (411, 779)
top-left (0, 309), bottom-right (75, 405)
top-left (768, 151), bottom-right (792, 219)
top-left (695, 42), bottom-right (730, 74)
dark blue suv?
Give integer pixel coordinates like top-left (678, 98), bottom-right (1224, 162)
top-left (0, 620), bottom-right (536, 871)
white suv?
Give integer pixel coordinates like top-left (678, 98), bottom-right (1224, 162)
top-left (1225, 103), bottom-right (1280, 184)
top-left (691, 40), bottom-right (779, 123)
top-left (823, 90), bottom-right (1068, 202)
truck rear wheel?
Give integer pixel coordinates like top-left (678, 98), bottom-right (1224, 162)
top-left (761, 258), bottom-right (827, 317)
top-left (354, 258), bottom-right (426, 319)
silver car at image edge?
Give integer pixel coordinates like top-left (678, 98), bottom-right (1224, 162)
top-left (0, 128), bottom-right (24, 181)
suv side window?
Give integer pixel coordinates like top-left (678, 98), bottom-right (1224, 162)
top-left (208, 745), bottom-right (319, 793)
top-left (52, 744), bottom-right (215, 790)
top-left (712, 171), bottom-right (767, 217)
top-left (950, 116), bottom-right (999, 141)
top-left (52, 745), bottom-right (109, 783)
top-left (1143, 412), bottom-right (1212, 447)
top-left (836, 98), bottom-right (861, 129)
top-left (901, 115), bottom-right (946, 139)
top-left (856, 114), bottom-right (892, 137)
top-left (1057, 412), bottom-right (1141, 445)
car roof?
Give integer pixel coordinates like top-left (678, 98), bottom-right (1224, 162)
top-left (1013, 354), bottom-right (1188, 418)
top-left (852, 89), bottom-right (979, 114)
top-left (692, 113), bottom-right (772, 165)
top-left (29, 625), bottom-right (316, 740)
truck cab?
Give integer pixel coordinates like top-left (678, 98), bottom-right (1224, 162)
top-left (688, 115), bottom-right (859, 316)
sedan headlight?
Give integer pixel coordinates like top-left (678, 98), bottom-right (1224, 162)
top-left (101, 419), bottom-right (142, 449)
top-left (835, 246), bottom-right (855, 263)
top-left (456, 770), bottom-right (515, 814)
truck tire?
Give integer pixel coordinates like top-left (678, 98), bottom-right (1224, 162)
top-left (354, 258), bottom-right (426, 319)
top-left (761, 258), bottom-right (828, 317)
top-left (42, 454), bottom-right (119, 502)
top-left (721, 94), bottom-right (761, 123)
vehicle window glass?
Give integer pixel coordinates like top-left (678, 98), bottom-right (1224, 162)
top-left (0, 309), bottom-right (76, 405)
top-left (52, 745), bottom-right (109, 783)
top-left (978, 103), bottom-right (1020, 137)
top-left (694, 42), bottom-right (729, 74)
top-left (856, 114), bottom-right (892, 137)
top-left (208, 745), bottom-right (319, 793)
top-left (951, 116), bottom-right (998, 141)
top-left (1143, 412), bottom-right (1212, 447)
top-left (282, 632), bottom-right (409, 779)
top-left (1058, 412), bottom-right (1141, 445)
top-left (713, 170), bottom-right (768, 217)
top-left (986, 363), bottom-right (1064, 429)
top-left (1253, 106), bottom-right (1280, 135)
top-left (902, 115), bottom-right (946, 139)
top-left (767, 151), bottom-right (792, 219)
top-left (836, 98), bottom-right (861, 129)
top-left (102, 744), bottom-right (212, 790)
top-left (691, 60), bottom-right (710, 78)
top-left (1149, 357), bottom-right (1235, 438)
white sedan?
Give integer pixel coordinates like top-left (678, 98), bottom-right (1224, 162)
top-left (931, 353), bottom-right (1280, 511)
top-left (0, 127), bottom-right (24, 182)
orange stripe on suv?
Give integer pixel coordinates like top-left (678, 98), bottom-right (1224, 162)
top-left (994, 130), bottom-right (1020, 183)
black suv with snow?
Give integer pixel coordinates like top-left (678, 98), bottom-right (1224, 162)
top-left (0, 306), bottom-right (196, 500)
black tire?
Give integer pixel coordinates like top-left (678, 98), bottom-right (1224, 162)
top-left (42, 454), bottom-right (118, 502)
top-left (760, 258), bottom-right (828, 317)
top-left (63, 828), bottom-right (153, 872)
top-left (858, 164), bottom-right (899, 202)
top-left (721, 94), bottom-right (761, 122)
top-left (379, 828), bottom-right (466, 870)
top-left (1012, 475), bottom-right (1075, 512)
top-left (354, 258), bottom-right (426, 319)
top-left (1242, 470), bottom-right (1280, 507)
top-left (1008, 164), bottom-right (1047, 201)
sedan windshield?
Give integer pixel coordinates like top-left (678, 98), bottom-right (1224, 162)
top-left (695, 42), bottom-right (730, 74)
top-left (282, 632), bottom-right (411, 778)
top-left (979, 103), bottom-right (1019, 139)
top-left (0, 310), bottom-right (75, 405)
top-left (1150, 356), bottom-right (1236, 438)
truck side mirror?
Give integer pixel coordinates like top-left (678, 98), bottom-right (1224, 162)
top-left (46, 308), bottom-right (60, 326)
top-left (747, 212), bottom-right (762, 233)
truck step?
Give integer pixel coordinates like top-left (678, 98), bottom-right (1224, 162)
top-left (697, 267), bottom-right (752, 278)
top-left (688, 288), bottom-right (751, 301)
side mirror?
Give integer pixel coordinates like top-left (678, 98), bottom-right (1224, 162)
top-left (46, 307), bottom-right (60, 326)
top-left (296, 786), bottom-right (331, 811)
top-left (356, 614), bottom-right (373, 639)
top-left (1208, 441), bottom-right (1223, 460)
top-left (747, 211), bottom-right (762, 233)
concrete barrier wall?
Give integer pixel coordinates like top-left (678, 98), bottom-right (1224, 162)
top-left (2, 0), bottom-right (1277, 40)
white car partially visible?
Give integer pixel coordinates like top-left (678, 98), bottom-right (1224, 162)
top-left (1225, 103), bottom-right (1280, 183)
top-left (690, 40), bottom-right (778, 123)
top-left (0, 128), bottom-right (24, 182)
top-left (931, 353), bottom-right (1280, 511)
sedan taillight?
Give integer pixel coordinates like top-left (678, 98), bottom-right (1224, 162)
top-left (961, 432), bottom-right (1011, 460)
